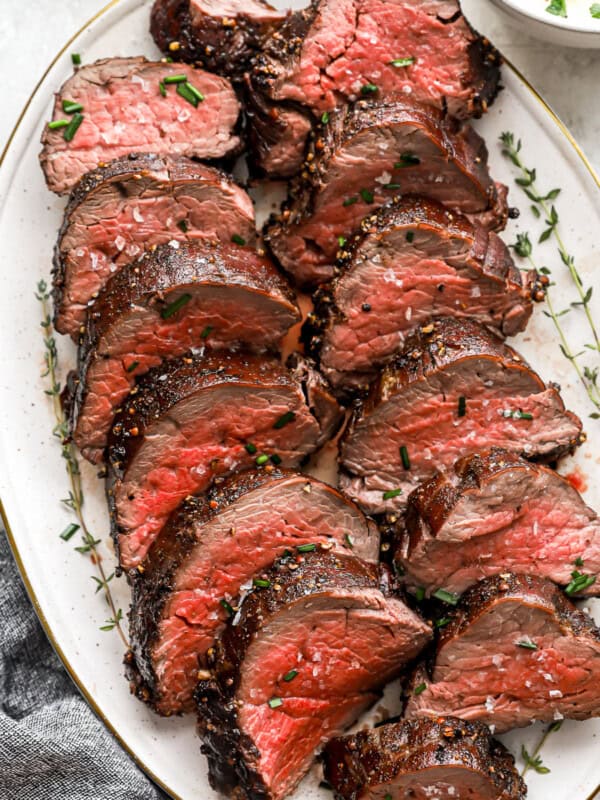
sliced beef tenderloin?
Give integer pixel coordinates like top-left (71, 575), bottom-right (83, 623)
top-left (339, 318), bottom-right (583, 515)
top-left (70, 241), bottom-right (300, 464)
top-left (107, 352), bottom-right (342, 569)
top-left (40, 58), bottom-right (241, 194)
top-left (324, 716), bottom-right (526, 800)
top-left (306, 197), bottom-right (538, 391)
top-left (405, 573), bottom-right (600, 733)
top-left (252, 0), bottom-right (501, 121)
top-left (397, 448), bottom-right (600, 598)
top-left (196, 551), bottom-right (432, 800)
top-left (244, 80), bottom-right (313, 178)
top-left (150, 0), bottom-right (286, 81)
top-left (266, 101), bottom-right (509, 287)
top-left (128, 469), bottom-right (380, 715)
top-left (53, 154), bottom-right (256, 338)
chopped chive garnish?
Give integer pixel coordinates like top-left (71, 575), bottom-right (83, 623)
top-left (274, 411), bottom-right (296, 429)
top-left (62, 100), bottom-right (84, 114)
top-left (575, 556), bottom-right (585, 567)
top-left (220, 598), bottom-right (234, 616)
top-left (231, 234), bottom-right (246, 246)
top-left (256, 454), bottom-right (269, 466)
top-left (268, 697), bottom-right (283, 709)
top-left (245, 442), bottom-right (257, 454)
top-left (458, 396), bottom-right (467, 417)
top-left (177, 219), bottom-right (188, 233)
top-left (338, 235), bottom-right (346, 247)
top-left (433, 588), bottom-right (459, 606)
top-left (321, 111), bottom-right (330, 124)
top-left (200, 326), bottom-right (212, 339)
top-left (415, 587), bottom-right (425, 602)
top-left (270, 454), bottom-right (282, 465)
top-left (435, 617), bottom-right (451, 628)
top-left (384, 795), bottom-right (392, 800)
top-left (160, 292), bottom-right (192, 319)
top-left (345, 533), bottom-right (354, 549)
top-left (159, 81), bottom-right (167, 97)
top-left (63, 112), bottom-right (84, 142)
top-left (516, 639), bottom-right (538, 650)
top-left (60, 523), bottom-right (80, 541)
top-left (383, 183), bottom-right (402, 190)
top-left (126, 361), bottom-right (140, 373)
top-left (389, 56), bottom-right (415, 68)
top-left (361, 83), bottom-right (378, 95)
top-left (297, 543), bottom-right (317, 553)
top-left (71, 53), bottom-right (82, 65)
top-left (283, 669), bottom-right (298, 682)
top-left (360, 188), bottom-right (374, 204)
top-left (394, 153), bottom-right (421, 167)
top-left (177, 81), bottom-right (203, 107)
top-left (48, 119), bottom-right (70, 130)
top-left (406, 231), bottom-right (414, 243)
top-left (165, 56), bottom-right (174, 62)
top-left (517, 411), bottom-right (533, 420)
top-left (343, 196), bottom-right (358, 206)
top-left (383, 488), bottom-right (402, 500)
top-left (253, 578), bottom-right (271, 588)
top-left (400, 445), bottom-right (411, 470)
top-left (565, 570), bottom-right (596, 596)
top-left (164, 74), bottom-right (188, 84)
top-left (414, 682), bottom-right (427, 695)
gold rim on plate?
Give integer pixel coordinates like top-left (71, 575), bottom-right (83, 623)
top-left (0, 2), bottom-right (598, 799)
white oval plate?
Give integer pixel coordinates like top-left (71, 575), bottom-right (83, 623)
top-left (1, 1), bottom-right (600, 798)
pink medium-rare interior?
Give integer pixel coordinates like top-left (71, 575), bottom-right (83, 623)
top-left (115, 385), bottom-right (322, 567)
top-left (152, 476), bottom-right (379, 713)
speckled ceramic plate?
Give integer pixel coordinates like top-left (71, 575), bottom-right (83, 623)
top-left (0, 1), bottom-right (599, 798)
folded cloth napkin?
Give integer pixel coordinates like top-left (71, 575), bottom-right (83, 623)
top-left (0, 530), bottom-right (167, 800)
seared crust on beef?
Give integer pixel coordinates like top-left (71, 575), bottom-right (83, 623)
top-left (252, 0), bottom-right (501, 120)
top-left (196, 551), bottom-right (431, 800)
top-left (68, 240), bottom-right (300, 462)
top-left (150, 0), bottom-right (286, 81)
top-left (126, 468), bottom-right (379, 713)
top-left (323, 717), bottom-right (526, 800)
top-left (304, 196), bottom-right (539, 392)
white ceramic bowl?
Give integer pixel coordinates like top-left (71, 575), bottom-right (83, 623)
top-left (490, 0), bottom-right (600, 47)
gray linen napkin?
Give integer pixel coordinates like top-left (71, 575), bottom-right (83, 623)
top-left (0, 530), bottom-right (167, 800)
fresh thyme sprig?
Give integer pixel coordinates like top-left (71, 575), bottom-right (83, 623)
top-left (520, 720), bottom-right (562, 777)
top-left (36, 279), bottom-right (128, 648)
top-left (500, 132), bottom-right (600, 415)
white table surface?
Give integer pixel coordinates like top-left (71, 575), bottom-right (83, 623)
top-left (0, 0), bottom-right (599, 174)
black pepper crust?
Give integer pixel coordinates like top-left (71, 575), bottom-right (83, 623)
top-left (52, 152), bottom-right (250, 332)
top-left (150, 0), bottom-right (287, 81)
top-left (345, 317), bottom-right (583, 465)
top-left (194, 551), bottom-right (397, 800)
top-left (126, 468), bottom-right (375, 711)
top-left (323, 716), bottom-right (526, 800)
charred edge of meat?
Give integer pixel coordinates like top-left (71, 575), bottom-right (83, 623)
top-left (286, 352), bottom-right (345, 440)
top-left (52, 152), bottom-right (247, 326)
top-left (195, 551), bottom-right (393, 797)
top-left (464, 34), bottom-right (503, 118)
top-left (323, 716), bottom-right (526, 800)
top-left (126, 467), bottom-right (298, 709)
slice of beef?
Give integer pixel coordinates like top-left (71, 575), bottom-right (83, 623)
top-left (244, 80), bottom-right (313, 178)
top-left (40, 57), bottom-right (241, 194)
top-left (323, 716), bottom-right (526, 800)
top-left (339, 318), bottom-right (583, 515)
top-left (252, 0), bottom-right (501, 121)
top-left (53, 154), bottom-right (256, 337)
top-left (128, 469), bottom-right (380, 715)
top-left (196, 551), bottom-right (432, 800)
top-left (405, 573), bottom-right (600, 733)
top-left (306, 197), bottom-right (537, 391)
top-left (266, 101), bottom-right (509, 287)
top-left (107, 352), bottom-right (342, 569)
top-left (150, 0), bottom-right (286, 81)
top-left (397, 448), bottom-right (600, 598)
top-left (70, 241), bottom-right (300, 464)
